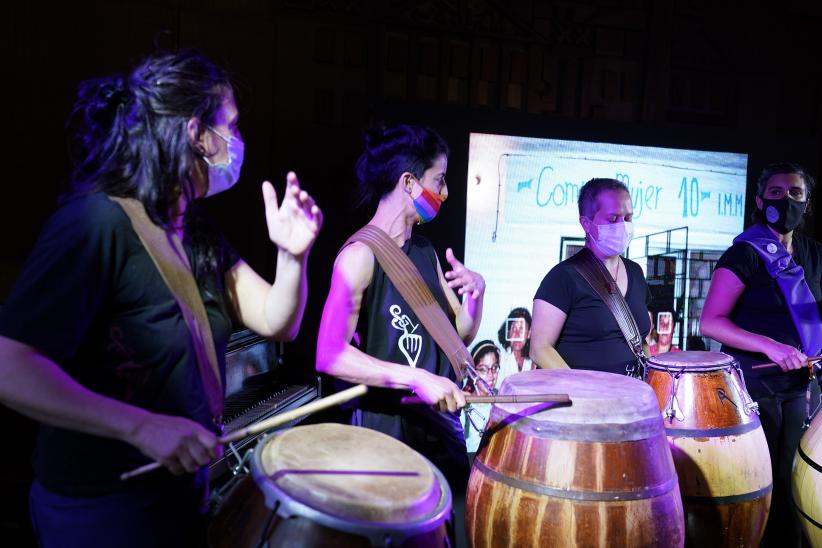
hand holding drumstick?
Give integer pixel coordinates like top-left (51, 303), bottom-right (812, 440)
top-left (751, 355), bottom-right (822, 373)
top-left (121, 384), bottom-right (368, 481)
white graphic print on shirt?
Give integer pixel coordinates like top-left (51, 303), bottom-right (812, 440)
top-left (390, 304), bottom-right (422, 368)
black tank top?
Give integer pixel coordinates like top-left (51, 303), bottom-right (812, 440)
top-left (355, 234), bottom-right (456, 408)
top-left (346, 234), bottom-right (469, 490)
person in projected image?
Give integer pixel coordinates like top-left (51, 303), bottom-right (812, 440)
top-left (530, 178), bottom-right (652, 374)
top-left (461, 340), bottom-right (500, 454)
top-left (701, 162), bottom-right (822, 548)
top-left (647, 311), bottom-right (681, 356)
top-left (496, 307), bottom-right (534, 383)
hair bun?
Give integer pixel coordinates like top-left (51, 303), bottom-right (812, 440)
top-left (362, 126), bottom-right (386, 150)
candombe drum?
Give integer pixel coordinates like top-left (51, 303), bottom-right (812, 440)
top-left (645, 351), bottom-right (772, 547)
top-left (466, 369), bottom-right (684, 548)
top-left (209, 423), bottom-right (452, 547)
top-left (793, 409), bottom-right (822, 547)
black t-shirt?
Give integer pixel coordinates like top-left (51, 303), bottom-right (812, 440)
top-left (0, 193), bottom-right (239, 496)
top-left (534, 256), bottom-right (651, 374)
top-left (715, 231), bottom-right (822, 387)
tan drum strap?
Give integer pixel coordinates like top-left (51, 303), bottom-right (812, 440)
top-left (109, 196), bottom-right (223, 420)
top-left (343, 225), bottom-right (469, 382)
top-left (569, 248), bottom-right (645, 374)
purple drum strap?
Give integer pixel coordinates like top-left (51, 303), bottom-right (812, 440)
top-left (735, 224), bottom-right (822, 356)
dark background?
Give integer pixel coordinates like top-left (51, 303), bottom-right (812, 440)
top-left (4, 0), bottom-right (822, 543)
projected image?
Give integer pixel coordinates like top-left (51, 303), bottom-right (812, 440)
top-left (464, 133), bottom-right (748, 360)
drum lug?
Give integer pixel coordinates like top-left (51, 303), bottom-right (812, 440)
top-left (663, 367), bottom-right (686, 423)
top-left (227, 443), bottom-right (251, 476)
top-left (731, 361), bottom-right (760, 416)
top-left (465, 404), bottom-right (487, 436)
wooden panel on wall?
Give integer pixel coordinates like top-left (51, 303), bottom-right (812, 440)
top-left (383, 31), bottom-right (408, 99)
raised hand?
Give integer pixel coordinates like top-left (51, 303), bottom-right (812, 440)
top-left (262, 172), bottom-right (323, 258)
top-left (444, 248), bottom-right (485, 299)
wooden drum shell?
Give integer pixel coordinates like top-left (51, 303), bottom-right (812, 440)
top-left (793, 412), bottom-right (822, 547)
top-left (646, 351), bottom-right (773, 548)
top-left (466, 369), bottom-right (684, 548)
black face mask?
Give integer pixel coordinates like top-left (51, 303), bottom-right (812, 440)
top-left (760, 196), bottom-right (807, 234)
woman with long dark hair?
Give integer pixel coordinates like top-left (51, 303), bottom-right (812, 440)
top-left (0, 50), bottom-right (321, 547)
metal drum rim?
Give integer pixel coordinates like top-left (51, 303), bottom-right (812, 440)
top-left (248, 428), bottom-right (453, 544)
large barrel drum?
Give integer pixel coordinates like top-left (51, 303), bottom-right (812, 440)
top-left (645, 351), bottom-right (772, 547)
top-left (208, 423), bottom-right (452, 547)
top-left (793, 409), bottom-right (822, 547)
top-left (466, 368), bottom-right (684, 547)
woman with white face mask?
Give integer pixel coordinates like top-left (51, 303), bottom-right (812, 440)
top-left (529, 178), bottom-right (651, 374)
top-left (0, 50), bottom-right (322, 547)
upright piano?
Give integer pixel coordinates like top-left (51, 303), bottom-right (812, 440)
top-left (209, 329), bottom-right (319, 487)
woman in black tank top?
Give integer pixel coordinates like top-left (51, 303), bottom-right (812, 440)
top-left (315, 125), bottom-right (486, 496)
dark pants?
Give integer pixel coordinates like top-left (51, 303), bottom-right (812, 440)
top-left (750, 375), bottom-right (820, 548)
top-left (29, 477), bottom-right (207, 548)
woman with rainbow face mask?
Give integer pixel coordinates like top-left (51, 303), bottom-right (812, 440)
top-left (530, 177), bottom-right (652, 373)
top-left (316, 125), bottom-right (485, 540)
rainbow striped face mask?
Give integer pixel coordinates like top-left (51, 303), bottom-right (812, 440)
top-left (411, 178), bottom-right (447, 224)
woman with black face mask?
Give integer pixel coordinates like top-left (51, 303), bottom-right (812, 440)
top-left (701, 162), bottom-right (822, 548)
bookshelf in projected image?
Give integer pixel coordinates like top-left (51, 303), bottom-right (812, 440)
top-left (628, 227), bottom-right (721, 352)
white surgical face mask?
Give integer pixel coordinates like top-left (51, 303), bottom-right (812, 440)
top-left (203, 126), bottom-right (244, 197)
top-left (591, 221), bottom-right (633, 257)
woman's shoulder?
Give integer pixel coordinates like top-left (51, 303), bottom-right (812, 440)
top-left (58, 192), bottom-right (128, 222)
top-left (717, 241), bottom-right (759, 267)
top-left (334, 240), bottom-right (376, 291)
top-left (47, 192), bottom-right (132, 241)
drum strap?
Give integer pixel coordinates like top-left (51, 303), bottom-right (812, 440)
top-left (343, 225), bottom-right (469, 382)
top-left (569, 248), bottom-right (646, 377)
top-left (109, 196), bottom-right (223, 422)
top-left (734, 223), bottom-right (822, 358)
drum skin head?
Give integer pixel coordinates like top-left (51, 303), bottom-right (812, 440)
top-left (497, 368), bottom-right (661, 425)
top-left (648, 350), bottom-right (733, 369)
top-left (257, 424), bottom-right (440, 523)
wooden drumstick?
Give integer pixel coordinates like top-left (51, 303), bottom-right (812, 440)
top-left (120, 384), bottom-right (368, 481)
top-left (400, 393), bottom-right (571, 406)
top-left (751, 355), bottom-right (822, 370)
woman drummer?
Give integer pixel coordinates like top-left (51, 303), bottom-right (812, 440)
top-left (315, 124), bottom-right (485, 507)
top-left (0, 50), bottom-right (321, 547)
top-left (701, 162), bottom-right (822, 547)
top-left (530, 178), bottom-right (651, 373)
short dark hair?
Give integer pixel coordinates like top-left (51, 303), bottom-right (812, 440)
top-left (752, 162), bottom-right (815, 223)
top-left (354, 124), bottom-right (449, 209)
top-left (578, 178), bottom-right (630, 219)
top-left (497, 307), bottom-right (532, 354)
